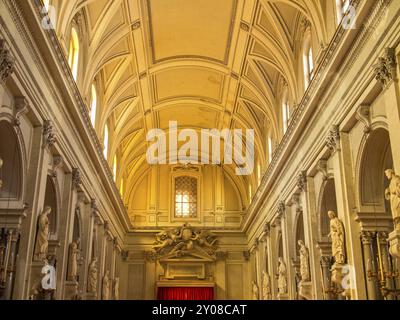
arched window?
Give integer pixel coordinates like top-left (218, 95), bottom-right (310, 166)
top-left (303, 33), bottom-right (314, 89)
top-left (120, 178), bottom-right (124, 196)
top-left (103, 125), bottom-right (109, 159)
top-left (113, 155), bottom-right (117, 181)
top-left (90, 84), bottom-right (97, 127)
top-left (68, 28), bottom-right (79, 81)
top-left (268, 136), bottom-right (273, 164)
top-left (174, 176), bottom-right (197, 218)
top-left (336, 0), bottom-right (350, 24)
top-left (257, 162), bottom-right (261, 186)
top-left (282, 100), bottom-right (290, 134)
top-left (249, 183), bottom-right (253, 202)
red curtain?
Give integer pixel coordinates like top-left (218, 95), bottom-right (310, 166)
top-left (157, 287), bottom-right (214, 300)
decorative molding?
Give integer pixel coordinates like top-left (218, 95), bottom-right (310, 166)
top-left (317, 160), bottom-right (328, 181)
top-left (356, 104), bottom-right (371, 133)
top-left (132, 20), bottom-right (141, 30)
top-left (240, 21), bottom-right (250, 32)
top-left (13, 96), bottom-right (28, 126)
top-left (150, 224), bottom-right (218, 260)
top-left (0, 39), bottom-right (15, 85)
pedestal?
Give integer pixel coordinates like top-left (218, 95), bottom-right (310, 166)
top-left (298, 281), bottom-right (313, 300)
top-left (388, 229), bottom-right (400, 259)
top-left (64, 280), bottom-right (79, 300)
top-left (331, 263), bottom-right (351, 299)
top-left (276, 293), bottom-right (289, 300)
top-left (85, 291), bottom-right (98, 300)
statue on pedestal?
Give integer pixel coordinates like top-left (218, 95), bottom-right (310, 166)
top-left (327, 211), bottom-right (346, 265)
top-left (262, 271), bottom-right (272, 300)
top-left (277, 258), bottom-right (287, 294)
top-left (34, 206), bottom-right (51, 260)
top-left (114, 277), bottom-right (120, 300)
top-left (67, 240), bottom-right (80, 281)
top-left (102, 270), bottom-right (110, 300)
top-left (385, 169), bottom-right (400, 231)
top-left (87, 257), bottom-right (98, 293)
top-left (251, 281), bottom-right (259, 300)
top-left (298, 240), bottom-right (310, 282)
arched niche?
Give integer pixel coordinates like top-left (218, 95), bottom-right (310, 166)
top-left (294, 210), bottom-right (305, 257)
top-left (72, 205), bottom-right (81, 242)
top-left (277, 231), bottom-right (283, 259)
top-left (318, 178), bottom-right (338, 239)
top-left (0, 120), bottom-right (22, 200)
top-left (359, 128), bottom-right (393, 212)
top-left (43, 176), bottom-right (59, 237)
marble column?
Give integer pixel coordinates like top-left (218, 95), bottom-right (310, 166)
top-left (329, 128), bottom-right (367, 299)
top-left (361, 231), bottom-right (379, 300)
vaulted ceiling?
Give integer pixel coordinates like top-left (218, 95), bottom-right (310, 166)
top-left (53, 0), bottom-right (333, 209)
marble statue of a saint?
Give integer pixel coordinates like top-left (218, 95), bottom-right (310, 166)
top-left (114, 277), bottom-right (120, 300)
top-left (385, 169), bottom-right (400, 230)
top-left (67, 241), bottom-right (80, 281)
top-left (262, 271), bottom-right (272, 300)
top-left (327, 211), bottom-right (346, 265)
top-left (87, 257), bottom-right (98, 293)
top-left (298, 240), bottom-right (310, 282)
top-left (251, 281), bottom-right (259, 300)
top-left (102, 270), bottom-right (110, 300)
top-left (277, 258), bottom-right (287, 294)
top-left (34, 206), bottom-right (51, 260)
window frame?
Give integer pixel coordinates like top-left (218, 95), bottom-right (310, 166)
top-left (68, 27), bottom-right (80, 81)
top-left (170, 167), bottom-right (201, 223)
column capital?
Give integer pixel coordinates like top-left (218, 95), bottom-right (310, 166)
top-left (43, 120), bottom-right (57, 148)
top-left (373, 47), bottom-right (396, 89)
top-left (325, 125), bottom-right (340, 154)
top-left (361, 231), bottom-right (375, 245)
top-left (296, 170), bottom-right (307, 192)
top-left (72, 168), bottom-right (82, 189)
top-left (0, 39), bottom-right (15, 85)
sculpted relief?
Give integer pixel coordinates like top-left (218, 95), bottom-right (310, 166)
top-left (151, 223), bottom-right (218, 259)
top-left (298, 240), bottom-right (310, 282)
top-left (385, 169), bottom-right (400, 231)
top-left (34, 206), bottom-right (51, 261)
top-left (327, 211), bottom-right (346, 265)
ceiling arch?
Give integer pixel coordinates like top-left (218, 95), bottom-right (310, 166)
top-left (54, 0), bottom-right (332, 211)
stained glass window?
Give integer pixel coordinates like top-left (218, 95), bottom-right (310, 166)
top-left (175, 176), bottom-right (197, 218)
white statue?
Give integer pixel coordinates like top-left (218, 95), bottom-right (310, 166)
top-left (327, 211), bottom-right (346, 265)
top-left (262, 271), bottom-right (272, 300)
top-left (67, 241), bottom-right (80, 281)
top-left (277, 258), bottom-right (287, 294)
top-left (114, 277), bottom-right (120, 300)
top-left (251, 281), bottom-right (259, 300)
top-left (298, 240), bottom-right (310, 282)
top-left (102, 270), bottom-right (110, 300)
top-left (34, 206), bottom-right (51, 260)
top-left (87, 257), bottom-right (98, 293)
top-left (0, 157), bottom-right (3, 189)
top-left (385, 169), bottom-right (400, 230)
